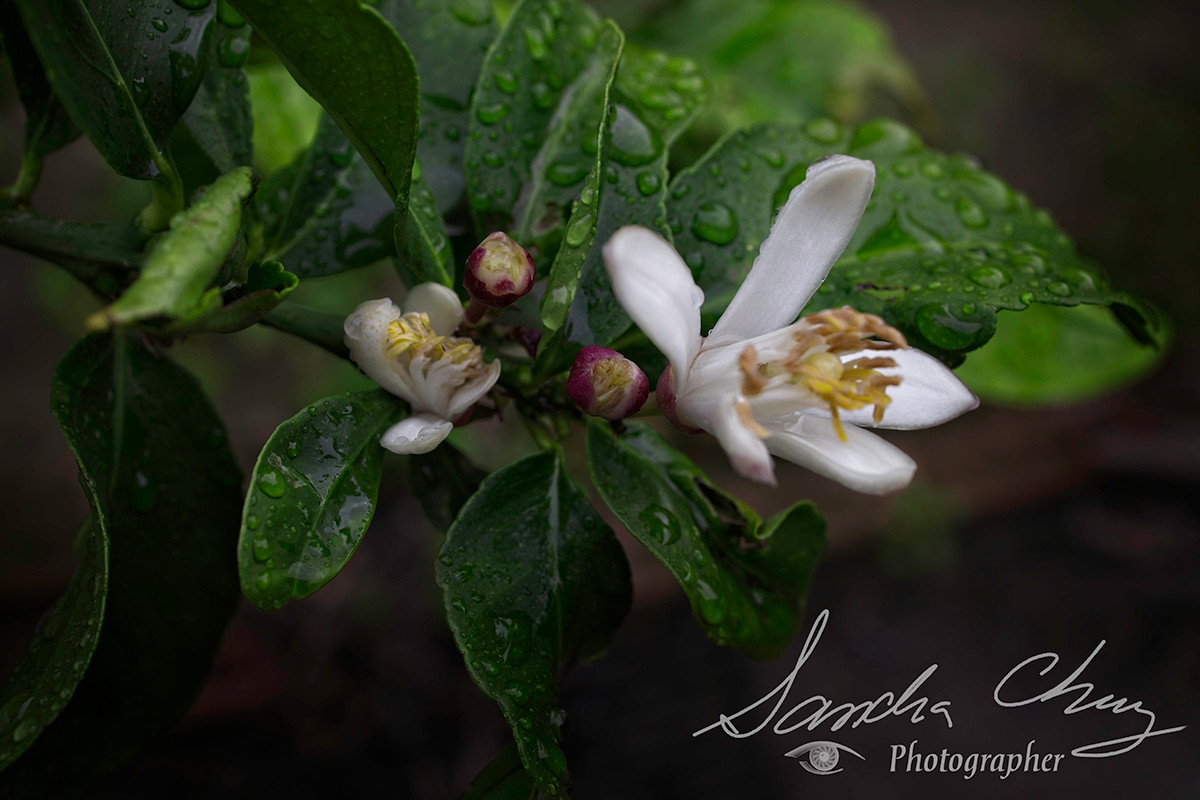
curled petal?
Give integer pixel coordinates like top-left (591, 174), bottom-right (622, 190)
top-left (380, 412), bottom-right (454, 455)
top-left (604, 226), bottom-right (703, 387)
top-left (404, 282), bottom-right (464, 336)
top-left (828, 347), bottom-right (979, 430)
top-left (764, 413), bottom-right (916, 495)
top-left (708, 155), bottom-right (876, 347)
top-left (344, 299), bottom-right (418, 404)
top-left (710, 399), bottom-right (776, 486)
top-left (445, 359), bottom-right (502, 420)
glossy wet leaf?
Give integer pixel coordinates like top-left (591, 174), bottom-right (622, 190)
top-left (0, 521), bottom-right (106, 772)
top-left (165, 259), bottom-right (298, 336)
top-left (587, 420), bottom-right (826, 659)
top-left (462, 742), bottom-right (539, 800)
top-left (13, 0), bottom-right (213, 180)
top-left (667, 119), bottom-right (1160, 363)
top-left (464, 0), bottom-right (607, 233)
top-left (382, 0), bottom-right (497, 213)
top-left (182, 13), bottom-right (253, 173)
top-left (239, 390), bottom-right (403, 610)
top-left (436, 450), bottom-right (632, 799)
top-left (956, 303), bottom-right (1166, 405)
top-left (261, 303), bottom-right (351, 360)
top-left (0, 212), bottom-right (145, 299)
top-left (0, 333), bottom-right (241, 796)
top-left (0, 2), bottom-right (80, 165)
top-left (410, 442), bottom-right (488, 533)
top-left (395, 161), bottom-right (454, 287)
top-left (90, 167), bottom-right (255, 329)
top-left (229, 0), bottom-right (419, 207)
top-left (615, 0), bottom-right (925, 128)
top-left (612, 43), bottom-right (708, 146)
top-left (246, 62), bottom-right (323, 175)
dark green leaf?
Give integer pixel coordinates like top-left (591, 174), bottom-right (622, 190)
top-left (13, 0), bottom-right (212, 180)
top-left (229, 0), bottom-right (419, 206)
top-left (462, 743), bottom-right (540, 800)
top-left (89, 166), bottom-right (255, 329)
top-left (587, 420), bottom-right (825, 659)
top-left (0, 1), bottom-right (80, 170)
top-left (1, 333), bottom-right (241, 795)
top-left (410, 442), bottom-right (488, 533)
top-left (381, 0), bottom-right (497, 213)
top-left (0, 212), bottom-right (145, 299)
top-left (464, 0), bottom-right (607, 235)
top-left (182, 13), bottom-right (253, 173)
top-left (614, 0), bottom-right (926, 128)
top-left (436, 450), bottom-right (632, 798)
top-left (0, 520), bottom-right (106, 772)
top-left (667, 119), bottom-right (1160, 362)
top-left (165, 259), bottom-right (298, 336)
top-left (956, 303), bottom-right (1167, 405)
top-left (239, 390), bottom-right (403, 610)
top-left (395, 161), bottom-right (454, 287)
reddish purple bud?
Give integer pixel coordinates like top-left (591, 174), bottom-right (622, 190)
top-left (656, 365), bottom-right (701, 434)
top-left (464, 231), bottom-right (536, 309)
top-left (566, 346), bottom-right (649, 421)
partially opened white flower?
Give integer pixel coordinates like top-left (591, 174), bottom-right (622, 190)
top-left (603, 155), bottom-right (978, 494)
top-left (344, 283), bottom-right (500, 455)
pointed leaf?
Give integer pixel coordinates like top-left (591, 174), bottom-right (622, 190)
top-left (587, 420), bottom-right (826, 659)
top-left (436, 450), bottom-right (632, 798)
top-left (182, 12), bottom-right (254, 173)
top-left (239, 390), bottom-right (404, 610)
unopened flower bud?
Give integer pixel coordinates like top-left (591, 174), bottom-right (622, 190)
top-left (464, 231), bottom-right (536, 322)
top-left (566, 346), bottom-right (649, 421)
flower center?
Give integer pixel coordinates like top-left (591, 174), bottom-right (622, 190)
top-left (386, 312), bottom-right (484, 368)
top-left (739, 307), bottom-right (907, 441)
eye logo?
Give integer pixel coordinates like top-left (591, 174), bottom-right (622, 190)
top-left (785, 741), bottom-right (865, 775)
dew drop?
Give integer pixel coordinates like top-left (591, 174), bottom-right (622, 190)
top-left (258, 470), bottom-right (286, 499)
top-left (956, 196), bottom-right (988, 228)
top-left (968, 265), bottom-right (1010, 289)
top-left (691, 202), bottom-right (738, 245)
top-left (804, 118), bottom-right (841, 144)
top-left (636, 171), bottom-right (661, 196)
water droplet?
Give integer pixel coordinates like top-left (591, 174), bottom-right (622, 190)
top-left (523, 26), bottom-right (547, 59)
top-left (804, 118), bottom-right (841, 144)
top-left (150, 17), bottom-right (168, 32)
top-left (691, 202), bottom-right (737, 245)
top-left (246, 514), bottom-right (259, 531)
top-left (1019, 291), bottom-right (1036, 305)
top-left (493, 70), bottom-right (517, 94)
top-left (638, 505), bottom-right (680, 546)
top-left (960, 302), bottom-right (977, 315)
top-left (531, 81), bottom-right (554, 109)
top-left (915, 303), bottom-right (987, 350)
top-left (174, 0), bottom-right (209, 9)
top-left (253, 537), bottom-right (273, 562)
top-left (258, 470), bottom-right (286, 499)
top-left (505, 682), bottom-right (531, 706)
top-left (546, 161), bottom-right (587, 186)
top-left (449, 0), bottom-right (492, 25)
top-left (893, 162), bottom-right (913, 178)
top-left (956, 197), bottom-right (988, 228)
top-left (1046, 281), bottom-right (1071, 297)
top-left (254, 571), bottom-right (272, 592)
top-left (968, 265), bottom-right (1010, 289)
top-left (1059, 267), bottom-right (1096, 290)
top-left (131, 471), bottom-right (155, 512)
top-left (285, 440), bottom-right (300, 458)
top-left (476, 102), bottom-right (510, 125)
top-left (217, 35), bottom-right (249, 67)
top-left (609, 105), bottom-right (660, 167)
top-left (565, 212), bottom-right (594, 248)
top-left (693, 579), bottom-right (726, 624)
top-left (636, 171), bottom-right (661, 196)
top-left (849, 118), bottom-right (920, 154)
top-left (920, 160), bottom-right (945, 179)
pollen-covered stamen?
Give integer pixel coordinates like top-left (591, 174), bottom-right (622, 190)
top-left (386, 312), bottom-right (485, 369)
top-left (802, 307), bottom-right (907, 354)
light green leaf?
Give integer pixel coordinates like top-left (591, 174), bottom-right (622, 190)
top-left (239, 390), bottom-right (403, 610)
top-left (88, 166), bottom-right (255, 329)
top-left (587, 420), bottom-right (826, 659)
top-left (436, 450), bottom-right (632, 799)
top-left (164, 259), bottom-right (298, 336)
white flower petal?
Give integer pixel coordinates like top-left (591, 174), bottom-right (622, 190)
top-left (380, 413), bottom-right (453, 455)
top-left (604, 226), bottom-right (703, 386)
top-left (344, 299), bottom-right (419, 403)
top-left (404, 282), bottom-right (464, 336)
top-left (707, 155), bottom-right (875, 347)
top-left (708, 399), bottom-right (776, 486)
top-left (445, 359), bottom-right (502, 419)
top-left (832, 348), bottom-right (980, 430)
top-left (764, 413), bottom-right (916, 494)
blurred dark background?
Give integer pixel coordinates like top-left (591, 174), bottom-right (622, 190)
top-left (2, 0), bottom-right (1199, 798)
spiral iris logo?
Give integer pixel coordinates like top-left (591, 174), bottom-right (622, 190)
top-left (785, 741), bottom-right (865, 775)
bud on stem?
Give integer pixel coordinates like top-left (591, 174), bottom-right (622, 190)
top-left (464, 231), bottom-right (536, 323)
top-left (566, 346), bottom-right (649, 421)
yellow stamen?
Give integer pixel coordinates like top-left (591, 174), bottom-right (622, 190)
top-left (386, 312), bottom-right (484, 367)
